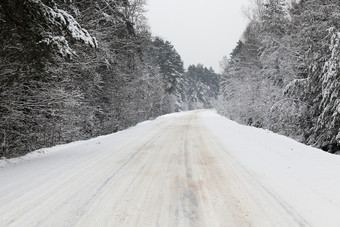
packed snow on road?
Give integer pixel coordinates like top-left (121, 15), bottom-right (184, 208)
top-left (1, 110), bottom-right (340, 226)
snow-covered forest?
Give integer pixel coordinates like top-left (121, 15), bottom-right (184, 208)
top-left (1, 0), bottom-right (340, 158)
top-left (215, 0), bottom-right (340, 153)
top-left (0, 0), bottom-right (219, 158)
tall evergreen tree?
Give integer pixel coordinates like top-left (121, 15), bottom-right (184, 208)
top-left (150, 37), bottom-right (187, 112)
top-left (186, 64), bottom-right (219, 109)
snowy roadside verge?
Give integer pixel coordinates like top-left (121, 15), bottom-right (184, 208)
top-left (0, 111), bottom-right (190, 169)
top-left (201, 110), bottom-right (340, 227)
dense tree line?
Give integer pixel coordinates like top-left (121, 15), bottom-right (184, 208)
top-left (186, 64), bottom-right (220, 109)
top-left (0, 0), bottom-right (220, 158)
top-left (216, 0), bottom-right (340, 152)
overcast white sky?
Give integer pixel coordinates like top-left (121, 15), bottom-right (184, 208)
top-left (145, 0), bottom-right (250, 73)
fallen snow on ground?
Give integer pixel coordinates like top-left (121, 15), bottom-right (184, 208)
top-left (1, 110), bottom-right (340, 226)
top-left (201, 110), bottom-right (340, 227)
top-left (0, 111), bottom-right (187, 169)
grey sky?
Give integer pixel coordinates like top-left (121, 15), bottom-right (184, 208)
top-left (145, 0), bottom-right (250, 73)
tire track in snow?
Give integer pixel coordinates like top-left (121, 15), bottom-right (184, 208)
top-left (0, 111), bottom-right (312, 226)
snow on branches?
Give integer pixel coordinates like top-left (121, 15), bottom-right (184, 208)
top-left (0, 0), bottom-right (97, 58)
top-left (317, 27), bottom-right (340, 145)
top-left (32, 0), bottom-right (97, 57)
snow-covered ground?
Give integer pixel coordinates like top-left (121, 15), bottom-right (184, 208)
top-left (1, 110), bottom-right (340, 226)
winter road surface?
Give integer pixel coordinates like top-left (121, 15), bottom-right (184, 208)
top-left (2, 110), bottom-right (340, 227)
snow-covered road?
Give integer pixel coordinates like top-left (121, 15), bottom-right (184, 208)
top-left (2, 110), bottom-right (340, 226)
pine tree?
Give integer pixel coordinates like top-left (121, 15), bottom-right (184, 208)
top-left (186, 64), bottom-right (219, 109)
top-left (151, 37), bottom-right (187, 112)
top-left (312, 27), bottom-right (340, 148)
